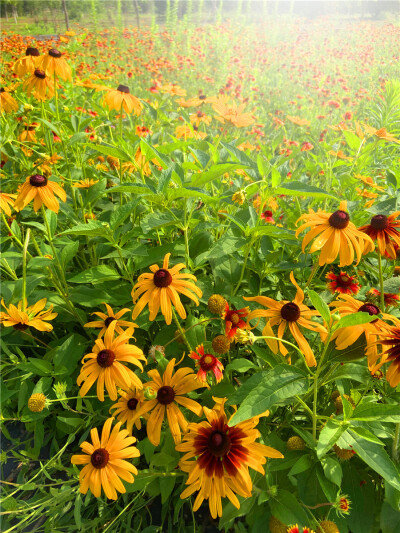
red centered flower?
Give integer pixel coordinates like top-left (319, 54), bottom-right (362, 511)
top-left (189, 344), bottom-right (224, 384)
top-left (359, 212), bottom-right (400, 259)
top-left (222, 303), bottom-right (249, 338)
top-left (176, 399), bottom-right (283, 518)
top-left (261, 210), bottom-right (275, 224)
top-left (326, 271), bottom-right (361, 295)
top-left (373, 325), bottom-right (400, 387)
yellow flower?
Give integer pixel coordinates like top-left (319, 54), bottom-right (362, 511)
top-left (0, 88), bottom-right (19, 113)
top-left (84, 303), bottom-right (138, 338)
top-left (0, 192), bottom-right (17, 216)
top-left (14, 174), bottom-right (66, 213)
top-left (72, 178), bottom-right (99, 188)
top-left (131, 253), bottom-right (202, 325)
top-left (109, 386), bottom-right (147, 432)
top-left (232, 191), bottom-right (246, 205)
top-left (0, 298), bottom-right (57, 332)
top-left (23, 69), bottom-right (55, 101)
top-left (296, 201), bottom-right (373, 266)
top-left (104, 85), bottom-right (142, 115)
top-left (36, 49), bottom-right (72, 81)
top-left (176, 399), bottom-right (283, 518)
top-left (77, 327), bottom-right (145, 402)
top-left (212, 95), bottom-right (255, 127)
top-left (363, 124), bottom-right (400, 144)
top-left (130, 358), bottom-right (204, 446)
top-left (12, 47), bottom-right (40, 77)
top-left (71, 417), bottom-right (140, 499)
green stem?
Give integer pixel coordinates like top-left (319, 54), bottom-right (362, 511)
top-left (232, 237), bottom-right (253, 296)
top-left (53, 72), bottom-right (60, 122)
top-left (312, 331), bottom-right (333, 441)
top-left (172, 308), bottom-right (192, 352)
top-left (393, 423), bottom-right (400, 463)
top-left (377, 252), bottom-right (385, 312)
top-left (305, 262), bottom-right (319, 287)
top-left (41, 206), bottom-right (69, 293)
top-left (22, 229), bottom-right (30, 312)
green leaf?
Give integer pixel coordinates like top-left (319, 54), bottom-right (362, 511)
top-left (59, 221), bottom-right (109, 237)
top-left (60, 241), bottom-right (79, 269)
top-left (307, 289), bottom-right (331, 323)
top-left (288, 454), bottom-right (314, 476)
top-left (190, 163), bottom-right (248, 186)
top-left (321, 456), bottom-right (342, 487)
top-left (160, 476), bottom-right (176, 505)
top-left (324, 362), bottom-right (370, 383)
top-left (269, 490), bottom-right (309, 527)
top-left (150, 453), bottom-right (177, 467)
top-left (57, 416), bottom-right (83, 430)
top-left (225, 359), bottom-right (258, 373)
top-left (110, 199), bottom-right (138, 229)
top-left (383, 277), bottom-right (400, 293)
top-left (351, 439), bottom-right (400, 491)
top-left (26, 358), bottom-right (53, 376)
top-left (140, 138), bottom-right (169, 169)
top-left (344, 130), bottom-right (362, 151)
top-left (333, 312), bottom-right (377, 330)
top-left (352, 403), bottom-right (400, 423)
top-left (380, 502), bottom-right (400, 533)
top-left (167, 186), bottom-right (216, 202)
top-left (141, 212), bottom-right (178, 234)
top-left (68, 265), bottom-right (120, 284)
top-left (271, 167), bottom-right (281, 187)
top-left (86, 142), bottom-right (130, 161)
top-left (350, 427), bottom-right (385, 445)
top-left (109, 183), bottom-right (154, 195)
top-left (317, 419), bottom-right (347, 458)
top-left (228, 365), bottom-right (309, 425)
top-left (276, 181), bottom-right (337, 200)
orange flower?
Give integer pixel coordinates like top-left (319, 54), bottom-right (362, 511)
top-left (212, 95), bottom-right (255, 127)
top-left (0, 192), bottom-right (17, 217)
top-left (14, 174), bottom-right (66, 213)
top-left (23, 69), bottom-right (55, 101)
top-left (36, 48), bottom-right (72, 81)
top-left (13, 47), bottom-right (40, 77)
top-left (359, 212), bottom-right (400, 259)
top-left (0, 88), bottom-right (19, 113)
top-left (363, 124), bottom-right (400, 144)
top-left (104, 85), bottom-right (142, 115)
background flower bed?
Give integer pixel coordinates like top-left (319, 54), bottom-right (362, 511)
top-left (1, 3), bottom-right (400, 532)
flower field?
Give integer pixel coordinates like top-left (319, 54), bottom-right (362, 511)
top-left (1, 6), bottom-right (400, 533)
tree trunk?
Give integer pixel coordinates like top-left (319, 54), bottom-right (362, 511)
top-left (61, 0), bottom-right (70, 30)
top-left (12, 5), bottom-right (18, 24)
top-left (133, 0), bottom-right (140, 28)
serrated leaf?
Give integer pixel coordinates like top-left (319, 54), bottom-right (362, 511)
top-left (352, 403), bottom-right (400, 423)
top-left (317, 419), bottom-right (347, 458)
top-left (351, 439), bottom-right (400, 491)
top-left (68, 265), bottom-right (120, 283)
top-left (59, 221), bottom-right (109, 237)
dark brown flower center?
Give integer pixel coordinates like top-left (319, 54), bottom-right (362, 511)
top-left (208, 430), bottom-right (231, 457)
top-left (117, 84), bottom-right (130, 94)
top-left (90, 448), bottom-right (109, 468)
top-left (26, 47), bottom-right (39, 57)
top-left (104, 316), bottom-right (116, 328)
top-left (34, 69), bottom-right (46, 79)
top-left (200, 354), bottom-right (216, 371)
top-left (230, 313), bottom-right (240, 326)
top-left (127, 397), bottom-right (138, 410)
top-left (370, 214), bottom-right (388, 230)
top-left (49, 48), bottom-right (62, 58)
top-left (96, 349), bottom-right (115, 368)
top-left (157, 385), bottom-right (175, 405)
top-left (329, 210), bottom-right (350, 229)
top-left (358, 303), bottom-right (380, 316)
top-left (280, 302), bottom-right (301, 322)
top-left (153, 268), bottom-right (172, 288)
top-left (13, 323), bottom-right (29, 331)
top-left (29, 174), bottom-right (47, 187)
top-left (199, 94), bottom-right (206, 100)
top-left (0, 88), bottom-right (5, 93)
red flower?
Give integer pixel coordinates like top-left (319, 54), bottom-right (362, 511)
top-left (301, 142), bottom-right (314, 151)
top-left (368, 289), bottom-right (399, 307)
top-left (326, 271), bottom-right (360, 295)
top-left (261, 210), bottom-right (275, 224)
top-left (222, 303), bottom-right (249, 338)
top-left (189, 344), bottom-right (224, 383)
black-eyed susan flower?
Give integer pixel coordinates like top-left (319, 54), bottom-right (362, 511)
top-left (131, 358), bottom-right (204, 446)
top-left (0, 192), bottom-right (17, 216)
top-left (14, 174), bottom-right (66, 213)
top-left (359, 212), bottom-right (400, 259)
top-left (0, 88), bottom-right (19, 113)
top-left (36, 49), bottom-right (72, 81)
top-left (222, 303), bottom-right (249, 339)
top-left (104, 85), bottom-right (142, 115)
top-left (0, 298), bottom-right (57, 332)
top-left (131, 253), bottom-right (202, 325)
top-left (27, 393), bottom-right (47, 412)
top-left (212, 95), bottom-right (255, 127)
top-left (329, 294), bottom-right (395, 369)
top-left (244, 272), bottom-right (327, 367)
top-left (77, 327), bottom-right (145, 402)
top-left (72, 178), bottom-right (100, 188)
top-left (84, 303), bottom-right (138, 338)
top-left (19, 123), bottom-right (39, 143)
top-left (189, 345), bottom-right (224, 384)
top-left (71, 417), bottom-right (139, 500)
top-left (176, 399), bottom-right (283, 519)
top-left (23, 69), bottom-right (55, 101)
top-left (109, 386), bottom-right (146, 432)
top-left (296, 201), bottom-right (373, 266)
top-left (326, 270), bottom-right (360, 295)
top-left (373, 324), bottom-right (400, 387)
top-left (12, 47), bottom-right (40, 77)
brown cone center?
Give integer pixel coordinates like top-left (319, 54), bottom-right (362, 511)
top-left (34, 69), bottom-right (46, 79)
top-left (153, 269), bottom-right (172, 288)
top-left (13, 323), bottom-right (29, 331)
top-left (104, 316), bottom-right (116, 328)
top-left (127, 398), bottom-right (138, 410)
top-left (26, 47), bottom-right (39, 56)
top-left (208, 430), bottom-right (231, 457)
top-left (49, 48), bottom-right (62, 58)
top-left (329, 210), bottom-right (350, 229)
top-left (280, 302), bottom-right (301, 322)
top-left (358, 303), bottom-right (380, 316)
top-left (29, 174), bottom-right (47, 187)
top-left (117, 84), bottom-right (130, 93)
top-left (91, 448), bottom-right (109, 468)
top-left (370, 214), bottom-right (388, 230)
top-left (96, 349), bottom-right (115, 368)
top-left (157, 385), bottom-right (175, 405)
